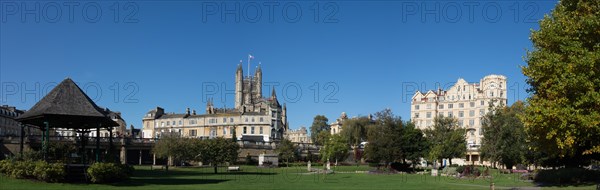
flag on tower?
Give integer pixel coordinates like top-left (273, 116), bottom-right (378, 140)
top-left (249, 54), bottom-right (254, 59)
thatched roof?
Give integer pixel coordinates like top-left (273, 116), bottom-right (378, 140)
top-left (16, 78), bottom-right (118, 129)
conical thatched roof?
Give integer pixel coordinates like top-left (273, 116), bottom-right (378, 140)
top-left (16, 78), bottom-right (118, 129)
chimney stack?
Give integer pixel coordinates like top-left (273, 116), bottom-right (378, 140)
top-left (186, 108), bottom-right (190, 115)
top-left (192, 110), bottom-right (197, 115)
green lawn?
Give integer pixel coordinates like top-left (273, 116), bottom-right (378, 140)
top-left (0, 166), bottom-right (596, 190)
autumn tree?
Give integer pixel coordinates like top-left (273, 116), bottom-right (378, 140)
top-left (521, 0), bottom-right (600, 166)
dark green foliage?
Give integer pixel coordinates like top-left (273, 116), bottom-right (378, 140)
top-left (86, 163), bottom-right (132, 183)
top-left (340, 116), bottom-right (371, 161)
top-left (195, 137), bottom-right (240, 173)
top-left (480, 101), bottom-right (527, 169)
top-left (424, 116), bottom-right (466, 167)
top-left (534, 168), bottom-right (600, 184)
top-left (310, 115), bottom-right (330, 145)
top-left (365, 109), bottom-right (429, 167)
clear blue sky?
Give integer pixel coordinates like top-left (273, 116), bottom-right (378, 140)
top-left (0, 1), bottom-right (557, 130)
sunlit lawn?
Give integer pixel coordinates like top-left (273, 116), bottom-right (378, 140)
top-left (0, 165), bottom-right (596, 190)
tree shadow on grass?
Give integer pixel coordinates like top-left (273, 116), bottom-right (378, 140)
top-left (111, 168), bottom-right (276, 187)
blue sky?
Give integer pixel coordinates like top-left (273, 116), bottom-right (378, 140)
top-left (0, 1), bottom-right (557, 130)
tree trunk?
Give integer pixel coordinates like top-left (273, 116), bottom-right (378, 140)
top-left (449, 158), bottom-right (452, 166)
top-left (214, 165), bottom-right (218, 174)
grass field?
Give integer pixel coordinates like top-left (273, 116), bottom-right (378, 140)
top-left (0, 165), bottom-right (596, 190)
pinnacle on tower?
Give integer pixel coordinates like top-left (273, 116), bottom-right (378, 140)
top-left (271, 87), bottom-right (277, 98)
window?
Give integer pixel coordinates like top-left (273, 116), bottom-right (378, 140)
top-left (426, 120), bottom-right (432, 126)
top-left (469, 119), bottom-right (475, 126)
top-left (459, 103), bottom-right (464, 108)
top-left (480, 109), bottom-right (485, 116)
top-left (243, 127), bottom-right (247, 134)
top-left (470, 130), bottom-right (475, 136)
top-left (458, 120), bottom-right (464, 127)
top-left (448, 104), bottom-right (454, 109)
top-left (230, 118), bottom-right (234, 122)
top-left (470, 102), bottom-right (475, 107)
top-left (459, 111), bottom-right (464, 117)
top-left (481, 100), bottom-right (485, 106)
top-left (251, 127), bottom-right (255, 134)
top-left (161, 122), bottom-right (165, 127)
top-left (260, 127), bottom-right (263, 134)
top-left (223, 118), bottom-right (227, 123)
top-left (252, 118), bottom-right (255, 122)
top-left (172, 121), bottom-right (176, 125)
top-left (260, 117), bottom-right (264, 122)
top-left (245, 118), bottom-right (248, 122)
top-left (448, 112), bottom-right (453, 117)
top-left (426, 104), bottom-right (432, 109)
top-left (439, 104), bottom-right (444, 109)
top-left (414, 113), bottom-right (420, 118)
top-left (479, 128), bottom-right (484, 135)
top-left (190, 130), bottom-right (197, 137)
top-left (179, 120), bottom-right (182, 126)
top-left (438, 112), bottom-right (444, 117)
top-left (231, 127), bottom-right (235, 135)
top-left (426, 112), bottom-right (432, 118)
top-left (415, 105), bottom-right (420, 110)
top-left (469, 110), bottom-right (475, 117)
top-left (223, 127), bottom-right (227, 135)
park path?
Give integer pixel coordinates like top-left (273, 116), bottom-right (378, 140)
top-left (444, 182), bottom-right (541, 190)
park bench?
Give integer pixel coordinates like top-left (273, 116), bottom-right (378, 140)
top-left (227, 166), bottom-right (240, 171)
top-left (151, 165), bottom-right (165, 170)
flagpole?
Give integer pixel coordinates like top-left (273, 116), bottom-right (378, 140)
top-left (247, 54), bottom-right (251, 77)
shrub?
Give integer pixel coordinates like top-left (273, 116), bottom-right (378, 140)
top-left (87, 163), bottom-right (133, 183)
top-left (32, 161), bottom-right (65, 182)
top-left (443, 167), bottom-right (458, 176)
top-left (456, 165), bottom-right (465, 174)
top-left (390, 162), bottom-right (412, 172)
top-left (10, 160), bottom-right (36, 179)
top-left (534, 168), bottom-right (600, 184)
top-left (0, 160), bottom-right (12, 174)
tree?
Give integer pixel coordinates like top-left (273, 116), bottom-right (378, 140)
top-left (315, 131), bottom-right (331, 148)
top-left (152, 132), bottom-right (191, 169)
top-left (365, 109), bottom-right (403, 165)
top-left (196, 138), bottom-right (240, 174)
top-left (401, 122), bottom-right (429, 167)
top-left (481, 101), bottom-right (527, 169)
top-left (310, 115), bottom-right (330, 145)
top-left (365, 109), bottom-right (429, 168)
top-left (521, 0), bottom-right (600, 166)
top-left (320, 134), bottom-right (349, 163)
top-left (276, 139), bottom-right (297, 167)
top-left (340, 116), bottom-right (371, 161)
top-left (424, 116), bottom-right (466, 168)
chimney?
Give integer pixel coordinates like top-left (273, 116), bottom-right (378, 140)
top-left (186, 108), bottom-right (190, 115)
top-left (192, 110), bottom-right (197, 115)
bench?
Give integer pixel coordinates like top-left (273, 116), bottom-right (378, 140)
top-left (227, 166), bottom-right (240, 172)
top-left (151, 165), bottom-right (165, 170)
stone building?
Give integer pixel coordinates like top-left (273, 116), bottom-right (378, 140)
top-left (329, 112), bottom-right (348, 135)
top-left (285, 126), bottom-right (311, 143)
top-left (141, 64), bottom-right (288, 143)
top-left (0, 105), bottom-right (41, 137)
top-left (410, 74), bottom-right (507, 164)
